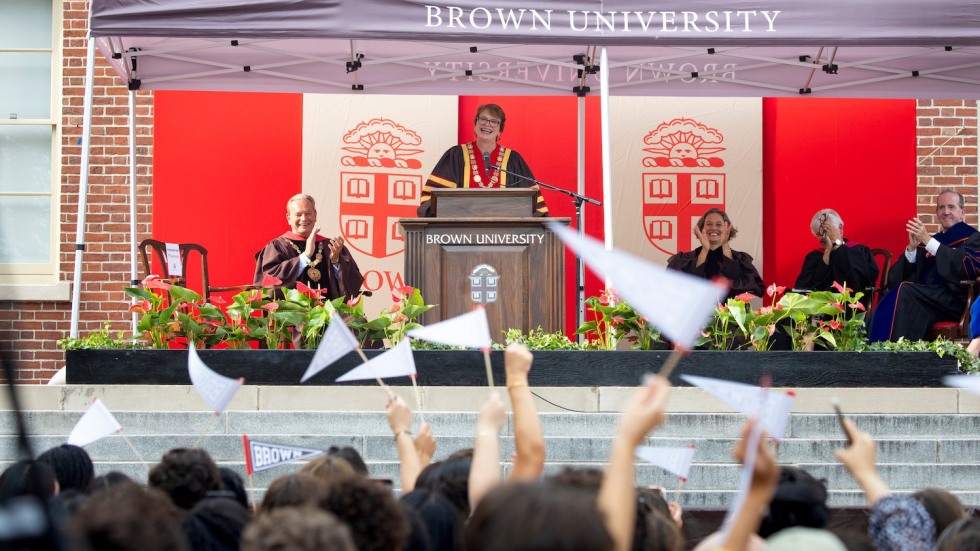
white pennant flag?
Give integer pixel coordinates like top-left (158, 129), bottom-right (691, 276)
top-left (302, 317), bottom-right (360, 383)
top-left (67, 398), bottom-right (122, 447)
top-left (635, 445), bottom-right (696, 481)
top-left (547, 222), bottom-right (725, 348)
top-left (681, 375), bottom-right (794, 440)
top-left (944, 375), bottom-right (980, 396)
top-left (407, 308), bottom-right (492, 349)
top-left (336, 338), bottom-right (416, 382)
top-left (243, 435), bottom-right (325, 474)
top-left (188, 343), bottom-right (243, 413)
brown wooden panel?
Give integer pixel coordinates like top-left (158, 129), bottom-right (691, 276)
top-left (432, 188), bottom-right (536, 218)
top-left (400, 216), bottom-right (568, 341)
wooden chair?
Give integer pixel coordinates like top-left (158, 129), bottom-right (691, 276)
top-left (868, 248), bottom-right (893, 309)
top-left (138, 239), bottom-right (255, 301)
top-left (927, 279), bottom-right (979, 342)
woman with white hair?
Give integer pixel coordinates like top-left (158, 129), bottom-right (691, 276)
top-left (794, 208), bottom-right (879, 304)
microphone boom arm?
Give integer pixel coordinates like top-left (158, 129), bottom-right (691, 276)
top-left (489, 164), bottom-right (601, 206)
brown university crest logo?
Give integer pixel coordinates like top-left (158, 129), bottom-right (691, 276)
top-left (339, 118), bottom-right (425, 258)
top-left (640, 118), bottom-right (727, 256)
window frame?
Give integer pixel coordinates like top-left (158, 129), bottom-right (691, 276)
top-left (0, 0), bottom-right (63, 292)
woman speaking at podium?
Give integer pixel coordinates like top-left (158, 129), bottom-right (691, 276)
top-left (417, 103), bottom-right (549, 217)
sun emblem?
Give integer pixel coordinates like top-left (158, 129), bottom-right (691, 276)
top-left (340, 118), bottom-right (423, 169)
top-left (642, 118), bottom-right (726, 167)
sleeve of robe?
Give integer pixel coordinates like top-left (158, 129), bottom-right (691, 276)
top-left (794, 250), bottom-right (827, 290)
top-left (501, 150), bottom-right (549, 216)
top-left (417, 145), bottom-right (463, 217)
top-left (726, 251), bottom-right (765, 297)
top-left (253, 238), bottom-right (302, 288)
top-left (932, 232), bottom-right (980, 293)
top-left (667, 249), bottom-right (764, 298)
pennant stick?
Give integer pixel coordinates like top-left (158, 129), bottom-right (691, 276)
top-left (356, 347), bottom-right (394, 399)
top-left (482, 348), bottom-right (495, 388)
top-left (410, 374), bottom-right (426, 425)
top-left (248, 474), bottom-right (256, 512)
top-left (119, 432), bottom-right (150, 473)
top-left (658, 348), bottom-right (684, 380)
top-left (193, 412), bottom-right (222, 449)
top-left (673, 477), bottom-right (686, 506)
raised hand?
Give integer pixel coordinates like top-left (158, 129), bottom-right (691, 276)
top-left (414, 422), bottom-right (436, 466)
top-left (693, 225), bottom-right (711, 250)
top-left (327, 235), bottom-right (345, 263)
top-left (905, 217), bottom-right (931, 246)
top-left (304, 226), bottom-right (321, 258)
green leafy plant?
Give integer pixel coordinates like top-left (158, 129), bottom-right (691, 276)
top-left (857, 336), bottom-right (980, 373)
top-left (358, 286), bottom-right (434, 348)
top-left (576, 289), bottom-right (663, 350)
top-left (503, 327), bottom-right (584, 350)
top-left (124, 275), bottom-right (184, 349)
top-left (58, 322), bottom-right (142, 350)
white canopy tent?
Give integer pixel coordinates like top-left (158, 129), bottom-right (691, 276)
top-left (72, 0), bottom-right (980, 335)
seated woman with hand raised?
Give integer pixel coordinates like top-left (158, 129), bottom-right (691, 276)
top-left (667, 208), bottom-right (764, 300)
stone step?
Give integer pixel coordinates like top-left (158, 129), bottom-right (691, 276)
top-left (8, 410), bottom-right (980, 438)
top-left (4, 434), bottom-right (974, 465)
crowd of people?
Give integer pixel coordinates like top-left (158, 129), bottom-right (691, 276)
top-left (1, 344), bottom-right (976, 550)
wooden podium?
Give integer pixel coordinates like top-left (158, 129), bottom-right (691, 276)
top-left (400, 189), bottom-right (568, 341)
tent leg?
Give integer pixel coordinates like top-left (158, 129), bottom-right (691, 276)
top-left (575, 95), bottom-right (587, 339)
top-left (69, 39), bottom-right (97, 338)
top-left (128, 89), bottom-right (139, 334)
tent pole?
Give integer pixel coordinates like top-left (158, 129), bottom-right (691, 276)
top-left (599, 51), bottom-right (613, 249)
top-left (128, 89), bottom-right (138, 334)
top-left (69, 38), bottom-right (97, 338)
top-left (576, 95), bottom-right (586, 337)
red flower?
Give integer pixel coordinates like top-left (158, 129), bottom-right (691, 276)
top-left (832, 281), bottom-right (852, 294)
top-left (757, 306), bottom-right (773, 315)
top-left (828, 320), bottom-right (843, 330)
top-left (346, 295), bottom-right (362, 308)
top-left (391, 291), bottom-right (403, 304)
top-left (244, 290), bottom-right (262, 303)
top-left (766, 284), bottom-right (786, 297)
top-left (766, 323), bottom-right (776, 336)
top-left (398, 285), bottom-right (415, 295)
top-left (142, 274), bottom-right (171, 291)
top-left (261, 274), bottom-right (283, 288)
top-left (262, 302), bottom-right (279, 311)
top-left (830, 302), bottom-right (845, 310)
top-left (718, 304), bottom-right (729, 312)
top-left (209, 296), bottom-right (227, 305)
top-left (129, 299), bottom-right (151, 314)
top-left (611, 316), bottom-right (626, 327)
top-left (849, 302), bottom-right (866, 311)
top-left (734, 292), bottom-right (757, 302)
top-left (296, 281), bottom-right (324, 298)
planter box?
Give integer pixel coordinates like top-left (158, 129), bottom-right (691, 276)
top-left (65, 349), bottom-right (959, 387)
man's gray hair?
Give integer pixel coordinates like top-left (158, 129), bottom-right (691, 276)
top-left (937, 188), bottom-right (965, 209)
top-left (810, 208), bottom-right (843, 237)
top-left (286, 193), bottom-right (316, 212)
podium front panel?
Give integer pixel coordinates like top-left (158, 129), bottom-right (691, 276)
top-left (400, 217), bottom-right (568, 341)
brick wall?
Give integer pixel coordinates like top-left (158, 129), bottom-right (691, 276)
top-left (0, 2), bottom-right (153, 383)
top-left (916, 100), bottom-right (979, 229)
top-left (0, 4), bottom-right (977, 383)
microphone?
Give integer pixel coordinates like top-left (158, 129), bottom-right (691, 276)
top-left (487, 163), bottom-right (508, 188)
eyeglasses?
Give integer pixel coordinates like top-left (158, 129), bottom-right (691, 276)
top-left (476, 116), bottom-right (500, 127)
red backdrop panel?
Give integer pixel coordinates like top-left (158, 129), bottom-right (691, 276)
top-left (762, 98), bottom-right (916, 288)
top-left (153, 91), bottom-right (303, 294)
top-left (459, 96), bottom-right (604, 335)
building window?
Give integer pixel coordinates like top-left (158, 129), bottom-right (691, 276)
top-left (0, 0), bottom-right (60, 284)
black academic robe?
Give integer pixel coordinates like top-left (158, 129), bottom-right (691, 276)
top-left (869, 222), bottom-right (980, 342)
top-left (794, 240), bottom-right (880, 305)
top-left (666, 246), bottom-right (764, 300)
top-left (253, 234), bottom-right (364, 301)
top-left (417, 142), bottom-right (548, 217)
